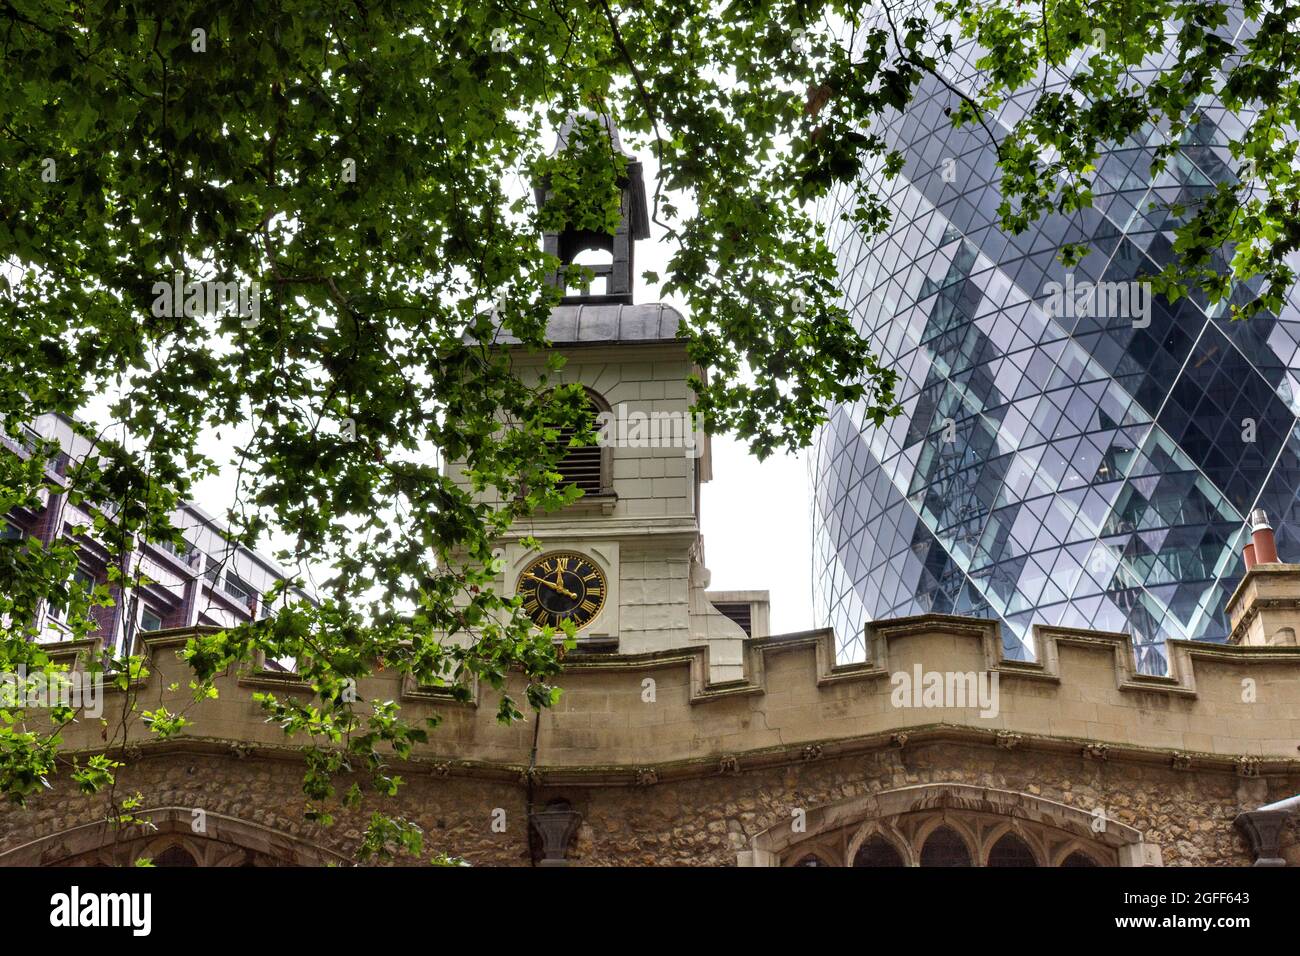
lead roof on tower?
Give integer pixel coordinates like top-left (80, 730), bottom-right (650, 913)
top-left (469, 301), bottom-right (684, 346)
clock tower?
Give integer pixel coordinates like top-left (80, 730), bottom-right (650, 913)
top-left (455, 113), bottom-right (761, 684)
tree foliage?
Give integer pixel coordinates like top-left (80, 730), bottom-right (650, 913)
top-left (0, 0), bottom-right (1294, 861)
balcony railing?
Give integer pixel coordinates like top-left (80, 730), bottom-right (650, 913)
top-left (157, 537), bottom-right (201, 567)
top-left (221, 574), bottom-right (256, 608)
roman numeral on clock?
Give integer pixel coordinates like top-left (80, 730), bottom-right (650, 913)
top-left (518, 552), bottom-right (605, 629)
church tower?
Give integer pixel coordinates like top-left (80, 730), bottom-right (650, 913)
top-left (456, 113), bottom-right (764, 683)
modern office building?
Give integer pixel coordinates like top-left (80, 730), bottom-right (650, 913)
top-left (812, 14), bottom-right (1300, 672)
top-left (1, 413), bottom-right (309, 652)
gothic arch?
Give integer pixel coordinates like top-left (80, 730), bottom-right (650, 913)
top-left (846, 820), bottom-right (914, 867)
top-left (751, 783), bottom-right (1150, 867)
top-left (0, 806), bottom-right (347, 867)
top-left (983, 820), bottom-right (1047, 866)
top-left (1050, 839), bottom-right (1106, 867)
top-left (913, 815), bottom-right (979, 866)
top-left (917, 822), bottom-right (976, 866)
top-left (783, 846), bottom-right (838, 867)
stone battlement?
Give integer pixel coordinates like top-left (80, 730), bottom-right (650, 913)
top-left (2, 607), bottom-right (1295, 867)
top-left (41, 609), bottom-right (1300, 782)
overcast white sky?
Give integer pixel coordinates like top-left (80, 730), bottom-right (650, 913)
top-left (700, 438), bottom-right (815, 634)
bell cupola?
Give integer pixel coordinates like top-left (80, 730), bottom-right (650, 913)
top-left (533, 112), bottom-right (651, 304)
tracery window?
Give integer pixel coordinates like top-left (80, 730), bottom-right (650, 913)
top-left (920, 826), bottom-right (972, 867)
top-left (987, 833), bottom-right (1037, 867)
top-left (852, 835), bottom-right (905, 867)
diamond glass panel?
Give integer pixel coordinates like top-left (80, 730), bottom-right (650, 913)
top-left (812, 8), bottom-right (1290, 674)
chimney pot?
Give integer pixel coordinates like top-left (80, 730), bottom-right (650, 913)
top-left (1244, 542), bottom-right (1257, 570)
top-left (1249, 509), bottom-right (1280, 564)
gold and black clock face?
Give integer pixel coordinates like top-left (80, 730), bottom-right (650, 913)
top-left (516, 551), bottom-right (606, 630)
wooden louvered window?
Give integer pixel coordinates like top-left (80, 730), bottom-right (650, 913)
top-left (552, 389), bottom-right (611, 495)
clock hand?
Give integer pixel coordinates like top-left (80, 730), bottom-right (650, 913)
top-left (522, 572), bottom-right (577, 599)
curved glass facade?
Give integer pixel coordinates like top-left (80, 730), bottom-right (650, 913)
top-left (813, 10), bottom-right (1300, 672)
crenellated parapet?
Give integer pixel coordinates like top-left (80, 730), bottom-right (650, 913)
top-left (38, 607), bottom-right (1300, 785)
top-left (2, 606), bottom-right (1294, 867)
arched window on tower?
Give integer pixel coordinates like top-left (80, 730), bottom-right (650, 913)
top-left (566, 248), bottom-right (614, 298)
top-left (550, 387), bottom-right (612, 496)
top-left (1060, 850), bottom-right (1099, 867)
top-left (919, 826), bottom-right (972, 867)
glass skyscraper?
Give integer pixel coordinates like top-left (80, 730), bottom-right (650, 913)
top-left (812, 9), bottom-right (1300, 673)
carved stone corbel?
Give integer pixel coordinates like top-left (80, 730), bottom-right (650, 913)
top-left (1234, 810), bottom-right (1289, 866)
top-left (634, 768), bottom-right (659, 787)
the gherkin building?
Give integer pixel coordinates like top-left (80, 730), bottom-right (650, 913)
top-left (812, 9), bottom-right (1300, 673)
